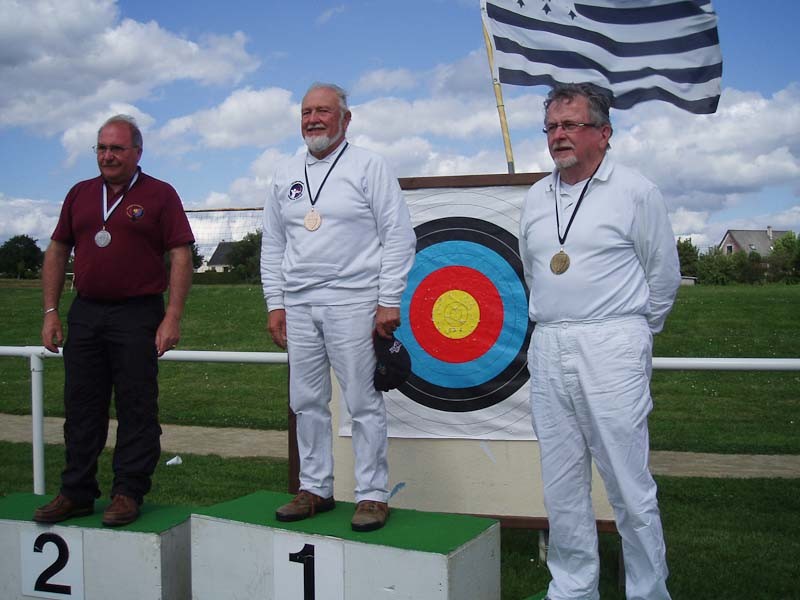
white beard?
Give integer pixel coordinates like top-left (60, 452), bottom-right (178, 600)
top-left (554, 155), bottom-right (578, 170)
top-left (304, 134), bottom-right (333, 154)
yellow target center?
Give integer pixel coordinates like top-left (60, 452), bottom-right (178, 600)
top-left (431, 290), bottom-right (481, 339)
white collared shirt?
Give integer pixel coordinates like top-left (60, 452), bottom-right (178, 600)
top-left (519, 155), bottom-right (681, 333)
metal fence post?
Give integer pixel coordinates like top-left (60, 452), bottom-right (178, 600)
top-left (29, 351), bottom-right (46, 494)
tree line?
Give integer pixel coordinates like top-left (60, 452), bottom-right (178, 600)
top-left (4, 231), bottom-right (799, 285)
top-left (0, 235), bottom-right (203, 279)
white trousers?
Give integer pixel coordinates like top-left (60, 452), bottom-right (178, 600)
top-left (286, 301), bottom-right (389, 503)
top-left (529, 316), bottom-right (670, 600)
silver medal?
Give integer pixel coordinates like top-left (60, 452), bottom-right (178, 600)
top-left (94, 229), bottom-right (112, 248)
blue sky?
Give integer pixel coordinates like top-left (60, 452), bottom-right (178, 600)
top-left (1, 0), bottom-right (798, 253)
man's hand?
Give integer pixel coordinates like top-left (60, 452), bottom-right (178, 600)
top-left (41, 240), bottom-right (70, 354)
top-left (42, 312), bottom-right (64, 353)
top-left (155, 314), bottom-right (181, 356)
top-left (268, 309), bottom-right (287, 349)
top-left (375, 305), bottom-right (400, 339)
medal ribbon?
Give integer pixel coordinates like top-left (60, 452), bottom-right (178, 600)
top-left (102, 169), bottom-right (140, 226)
top-left (303, 142), bottom-right (349, 209)
top-left (554, 162), bottom-right (601, 246)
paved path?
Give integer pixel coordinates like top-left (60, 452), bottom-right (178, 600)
top-left (2, 413), bottom-right (800, 478)
top-left (0, 414), bottom-right (287, 459)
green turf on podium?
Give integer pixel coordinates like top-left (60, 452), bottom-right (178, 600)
top-left (0, 493), bottom-right (194, 600)
top-left (192, 490), bottom-right (501, 600)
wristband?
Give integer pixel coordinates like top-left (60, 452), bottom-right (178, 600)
top-left (44, 307), bottom-right (58, 316)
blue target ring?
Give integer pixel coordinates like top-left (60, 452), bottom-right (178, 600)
top-left (399, 240), bottom-right (527, 387)
top-left (396, 217), bottom-right (533, 412)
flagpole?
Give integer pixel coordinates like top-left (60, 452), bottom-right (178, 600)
top-left (482, 22), bottom-right (515, 174)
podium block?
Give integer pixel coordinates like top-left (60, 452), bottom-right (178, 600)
top-left (192, 490), bottom-right (500, 600)
top-left (0, 493), bottom-right (192, 600)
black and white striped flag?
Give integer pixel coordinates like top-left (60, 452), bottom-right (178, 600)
top-left (481, 0), bottom-right (722, 114)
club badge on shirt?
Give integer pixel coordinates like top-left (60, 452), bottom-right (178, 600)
top-left (288, 181), bottom-right (304, 200)
top-left (126, 204), bottom-right (145, 221)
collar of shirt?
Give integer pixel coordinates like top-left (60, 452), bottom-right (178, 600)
top-left (550, 153), bottom-right (615, 190)
top-left (305, 138), bottom-right (348, 166)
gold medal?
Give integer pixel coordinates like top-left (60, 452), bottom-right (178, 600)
top-left (551, 165), bottom-right (600, 277)
top-left (550, 249), bottom-right (570, 275)
top-left (303, 209), bottom-right (322, 231)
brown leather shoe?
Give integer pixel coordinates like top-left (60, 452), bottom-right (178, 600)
top-left (275, 490), bottom-right (335, 522)
top-left (351, 500), bottom-right (389, 532)
top-left (102, 494), bottom-right (140, 527)
top-left (33, 494), bottom-right (93, 524)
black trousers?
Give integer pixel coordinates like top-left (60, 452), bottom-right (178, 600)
top-left (60, 295), bottom-right (164, 505)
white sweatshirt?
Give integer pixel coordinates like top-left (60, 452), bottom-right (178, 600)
top-left (261, 140), bottom-right (416, 310)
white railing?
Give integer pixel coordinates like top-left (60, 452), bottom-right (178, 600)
top-left (2, 345), bottom-right (799, 494)
top-left (0, 346), bottom-right (288, 494)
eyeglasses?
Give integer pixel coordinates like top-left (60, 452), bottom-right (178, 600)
top-left (92, 144), bottom-right (137, 156)
top-left (542, 121), bottom-right (599, 135)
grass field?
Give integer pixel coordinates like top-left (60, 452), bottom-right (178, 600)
top-left (1, 281), bottom-right (798, 452)
top-left (1, 281), bottom-right (799, 598)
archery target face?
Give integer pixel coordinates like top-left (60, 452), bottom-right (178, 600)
top-left (396, 215), bottom-right (533, 413)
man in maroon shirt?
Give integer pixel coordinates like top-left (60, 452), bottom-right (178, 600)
top-left (33, 114), bottom-right (194, 527)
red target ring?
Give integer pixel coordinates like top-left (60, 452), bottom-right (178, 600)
top-left (409, 265), bottom-right (503, 363)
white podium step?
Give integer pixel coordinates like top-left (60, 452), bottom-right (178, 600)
top-left (191, 490), bottom-right (501, 600)
top-left (0, 493), bottom-right (192, 600)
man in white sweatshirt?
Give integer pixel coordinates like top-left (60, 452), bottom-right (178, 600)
top-left (261, 82), bottom-right (416, 532)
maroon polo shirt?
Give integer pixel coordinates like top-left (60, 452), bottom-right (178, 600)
top-left (52, 169), bottom-right (195, 300)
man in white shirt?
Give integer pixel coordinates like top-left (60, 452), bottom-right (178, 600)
top-left (519, 83), bottom-right (680, 599)
top-left (261, 82), bottom-right (416, 532)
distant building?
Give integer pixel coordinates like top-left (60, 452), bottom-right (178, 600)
top-left (717, 226), bottom-right (791, 256)
top-left (203, 241), bottom-right (238, 273)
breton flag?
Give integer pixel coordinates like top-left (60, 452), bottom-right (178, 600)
top-left (481, 0), bottom-right (723, 114)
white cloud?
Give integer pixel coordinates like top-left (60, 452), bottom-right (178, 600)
top-left (605, 86), bottom-right (800, 200)
top-left (190, 147), bottom-right (294, 209)
top-left (351, 95), bottom-right (516, 143)
top-left (769, 205), bottom-right (800, 230)
top-left (716, 206), bottom-right (800, 235)
top-left (0, 193), bottom-right (61, 247)
top-left (0, 0), bottom-right (259, 134)
top-left (153, 88), bottom-right (297, 151)
top-left (316, 5), bottom-right (347, 25)
top-left (670, 208), bottom-right (711, 240)
top-left (430, 49), bottom-right (494, 97)
top-left (354, 69), bottom-right (418, 95)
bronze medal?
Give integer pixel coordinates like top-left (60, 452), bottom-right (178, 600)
top-left (303, 209), bottom-right (322, 231)
top-left (303, 142), bottom-right (348, 233)
top-left (552, 164), bottom-right (600, 276)
top-left (549, 249), bottom-right (570, 275)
